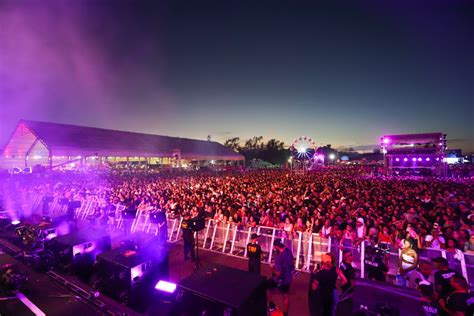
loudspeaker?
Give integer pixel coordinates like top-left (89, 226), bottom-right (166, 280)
top-left (188, 217), bottom-right (205, 232)
top-left (46, 228), bottom-right (111, 278)
top-left (176, 264), bottom-right (266, 316)
top-left (94, 240), bottom-right (169, 311)
top-left (336, 279), bottom-right (424, 316)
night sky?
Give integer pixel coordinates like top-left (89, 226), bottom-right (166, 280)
top-left (1, 0), bottom-right (473, 152)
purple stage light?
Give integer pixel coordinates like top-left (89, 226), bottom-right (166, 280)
top-left (155, 280), bottom-right (177, 293)
top-left (418, 157), bottom-right (422, 161)
top-left (403, 158), bottom-right (408, 162)
top-left (412, 158), bottom-right (417, 162)
top-left (11, 220), bottom-right (20, 225)
top-left (395, 158), bottom-right (400, 162)
top-left (426, 158), bottom-right (430, 161)
top-left (383, 138), bottom-right (390, 144)
top-left (436, 157), bottom-right (440, 161)
top-left (131, 266), bottom-right (142, 281)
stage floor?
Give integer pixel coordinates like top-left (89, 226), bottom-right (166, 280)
top-left (0, 224), bottom-right (423, 316)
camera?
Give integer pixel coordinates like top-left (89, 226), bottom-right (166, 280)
top-left (373, 243), bottom-right (390, 258)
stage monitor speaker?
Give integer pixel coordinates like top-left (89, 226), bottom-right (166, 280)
top-left (94, 241), bottom-right (169, 312)
top-left (176, 264), bottom-right (266, 316)
top-left (188, 217), bottom-right (205, 232)
top-left (336, 279), bottom-right (425, 316)
top-left (46, 228), bottom-right (111, 279)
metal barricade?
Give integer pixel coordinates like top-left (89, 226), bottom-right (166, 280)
top-left (17, 190), bottom-right (474, 288)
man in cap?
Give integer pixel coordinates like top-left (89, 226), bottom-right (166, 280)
top-left (439, 275), bottom-right (474, 316)
top-left (247, 233), bottom-right (262, 275)
top-left (268, 240), bottom-right (294, 316)
top-left (432, 257), bottom-right (460, 299)
top-left (181, 212), bottom-right (196, 262)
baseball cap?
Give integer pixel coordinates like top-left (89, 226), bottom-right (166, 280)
top-left (273, 240), bottom-right (284, 248)
top-left (251, 233), bottom-right (259, 240)
top-left (357, 218), bottom-right (364, 224)
top-left (431, 257), bottom-right (448, 266)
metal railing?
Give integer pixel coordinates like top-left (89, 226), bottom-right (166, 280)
top-left (18, 194), bottom-right (474, 289)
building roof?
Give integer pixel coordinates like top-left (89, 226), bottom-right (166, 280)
top-left (5, 120), bottom-right (244, 161)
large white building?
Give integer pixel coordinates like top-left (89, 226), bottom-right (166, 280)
top-left (1, 120), bottom-right (244, 171)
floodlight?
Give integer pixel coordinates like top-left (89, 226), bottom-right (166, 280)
top-left (155, 280), bottom-right (177, 293)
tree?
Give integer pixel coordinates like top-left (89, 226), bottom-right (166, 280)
top-left (223, 137), bottom-right (241, 152)
top-left (265, 139), bottom-right (285, 151)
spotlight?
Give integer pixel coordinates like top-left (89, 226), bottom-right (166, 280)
top-left (155, 280), bottom-right (177, 293)
top-left (412, 158), bottom-right (417, 162)
top-left (383, 138), bottom-right (390, 144)
top-left (329, 154), bottom-right (336, 160)
top-left (418, 158), bottom-right (422, 161)
top-left (403, 158), bottom-right (408, 162)
top-left (11, 220), bottom-right (20, 225)
top-left (426, 158), bottom-right (430, 161)
top-left (395, 158), bottom-right (400, 162)
top-left (436, 157), bottom-right (440, 161)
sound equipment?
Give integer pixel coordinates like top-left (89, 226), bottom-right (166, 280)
top-left (188, 217), bottom-right (205, 232)
top-left (94, 238), bottom-right (169, 311)
top-left (176, 264), bottom-right (266, 316)
top-left (45, 228), bottom-right (111, 278)
top-left (336, 279), bottom-right (424, 316)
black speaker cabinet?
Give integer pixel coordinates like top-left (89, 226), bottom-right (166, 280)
top-left (94, 241), bottom-right (169, 311)
top-left (45, 228), bottom-right (111, 277)
top-left (176, 264), bottom-right (266, 316)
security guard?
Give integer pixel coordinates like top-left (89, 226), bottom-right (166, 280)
top-left (247, 233), bottom-right (262, 275)
top-left (181, 213), bottom-right (195, 262)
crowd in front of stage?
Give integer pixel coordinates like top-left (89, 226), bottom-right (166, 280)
top-left (3, 166), bottom-right (473, 315)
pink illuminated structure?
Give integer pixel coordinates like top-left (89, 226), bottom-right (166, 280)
top-left (380, 133), bottom-right (447, 176)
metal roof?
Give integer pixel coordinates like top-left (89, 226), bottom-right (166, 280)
top-left (5, 120), bottom-right (244, 160)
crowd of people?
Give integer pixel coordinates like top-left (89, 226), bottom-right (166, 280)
top-left (4, 167), bottom-right (474, 258)
top-left (2, 166), bottom-right (473, 315)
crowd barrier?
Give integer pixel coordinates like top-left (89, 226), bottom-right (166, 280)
top-left (18, 194), bottom-right (474, 289)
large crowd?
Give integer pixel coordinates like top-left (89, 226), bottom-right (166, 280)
top-left (4, 167), bottom-right (473, 254)
top-left (2, 166), bottom-right (473, 315)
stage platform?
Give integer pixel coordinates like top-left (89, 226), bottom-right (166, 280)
top-left (0, 225), bottom-right (427, 316)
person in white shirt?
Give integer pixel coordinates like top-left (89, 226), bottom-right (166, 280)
top-left (424, 228), bottom-right (445, 249)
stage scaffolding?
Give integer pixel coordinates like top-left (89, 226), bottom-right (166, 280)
top-left (380, 133), bottom-right (448, 177)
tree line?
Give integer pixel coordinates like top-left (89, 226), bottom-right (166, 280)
top-left (223, 137), bottom-right (290, 165)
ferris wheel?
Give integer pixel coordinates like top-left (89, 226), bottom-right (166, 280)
top-left (290, 136), bottom-right (317, 160)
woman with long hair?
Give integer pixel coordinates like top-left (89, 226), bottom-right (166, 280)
top-left (398, 238), bottom-right (419, 287)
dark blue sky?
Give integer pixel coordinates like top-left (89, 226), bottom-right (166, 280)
top-left (1, 0), bottom-right (473, 151)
